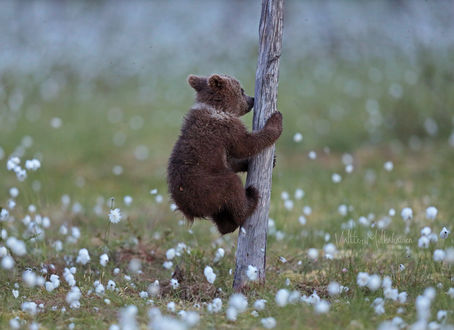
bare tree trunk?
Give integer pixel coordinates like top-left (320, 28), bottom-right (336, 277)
top-left (233, 0), bottom-right (284, 291)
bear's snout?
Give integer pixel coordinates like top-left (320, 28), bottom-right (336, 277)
top-left (247, 97), bottom-right (254, 112)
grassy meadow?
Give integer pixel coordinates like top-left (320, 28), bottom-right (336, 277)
top-left (0, 57), bottom-right (453, 329)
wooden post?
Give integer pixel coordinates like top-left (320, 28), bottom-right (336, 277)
top-left (233, 0), bottom-right (284, 291)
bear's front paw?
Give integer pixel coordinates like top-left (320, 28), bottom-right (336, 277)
top-left (265, 111), bottom-right (283, 135)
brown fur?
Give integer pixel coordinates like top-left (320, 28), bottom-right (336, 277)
top-left (167, 74), bottom-right (283, 235)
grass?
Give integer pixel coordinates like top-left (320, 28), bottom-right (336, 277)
top-left (0, 57), bottom-right (453, 329)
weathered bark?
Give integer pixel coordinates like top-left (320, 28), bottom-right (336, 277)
top-left (233, 0), bottom-right (284, 291)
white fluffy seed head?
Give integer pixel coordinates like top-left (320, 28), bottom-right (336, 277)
top-left (401, 207), bottom-right (413, 221)
top-left (357, 272), bottom-right (369, 287)
top-left (327, 281), bottom-right (341, 296)
top-left (367, 274), bottom-right (381, 291)
top-left (246, 265), bottom-right (258, 281)
top-left (314, 300), bottom-right (330, 314)
top-left (275, 289), bottom-right (289, 307)
top-left (100, 254), bottom-right (109, 267)
top-left (228, 293), bottom-right (248, 312)
top-left (204, 266), bottom-right (216, 284)
top-left (426, 206), bottom-right (438, 220)
top-left (307, 248), bottom-right (319, 260)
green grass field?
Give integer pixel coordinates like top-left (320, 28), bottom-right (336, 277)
top-left (0, 57), bottom-right (453, 329)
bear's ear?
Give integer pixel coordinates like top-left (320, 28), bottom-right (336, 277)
top-left (187, 75), bottom-right (206, 92)
top-left (208, 74), bottom-right (225, 90)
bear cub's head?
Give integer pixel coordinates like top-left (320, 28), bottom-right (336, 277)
top-left (188, 74), bottom-right (254, 117)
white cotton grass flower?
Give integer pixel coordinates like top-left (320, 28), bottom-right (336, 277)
top-left (293, 132), bottom-right (303, 143)
top-left (416, 295), bottom-right (431, 321)
top-left (384, 287), bottom-right (398, 301)
top-left (228, 293), bottom-right (248, 313)
top-left (108, 208), bottom-right (122, 223)
top-left (281, 191), bottom-right (289, 200)
top-left (149, 315), bottom-right (186, 330)
top-left (275, 289), bottom-right (290, 307)
top-left (207, 297), bottom-right (222, 313)
top-left (180, 311), bottom-right (200, 327)
top-left (433, 249), bottom-right (446, 262)
top-left (6, 237), bottom-right (27, 256)
top-left (294, 188), bottom-right (304, 200)
top-left (303, 206), bottom-right (312, 215)
top-left (119, 305), bottom-right (138, 330)
top-left (128, 258), bottom-right (141, 273)
top-left (373, 298), bottom-right (385, 315)
top-left (66, 286), bottom-right (81, 309)
top-left (7, 157), bottom-right (20, 171)
top-left (167, 302), bottom-right (176, 312)
top-left (170, 278), bottom-right (179, 289)
top-left (447, 288), bottom-right (454, 298)
top-left (148, 280), bottom-right (160, 296)
top-left (327, 281), bottom-right (341, 296)
top-left (314, 300), bottom-right (330, 314)
top-left (418, 236), bottom-right (430, 248)
top-left (445, 248), bottom-right (454, 265)
top-left (22, 270), bottom-right (37, 287)
top-left (123, 195), bottom-right (133, 206)
top-left (398, 292), bottom-right (408, 303)
top-left (298, 216), bottom-right (306, 225)
top-left (367, 274), bottom-right (381, 291)
top-left (288, 290), bottom-right (301, 303)
top-left (308, 151), bottom-right (317, 159)
top-left (357, 272), bottom-right (369, 287)
top-left (166, 248), bottom-right (176, 260)
top-left (12, 289), bottom-right (19, 299)
top-left (0, 208), bottom-right (9, 221)
top-left (440, 227), bottom-right (450, 239)
top-left (437, 310), bottom-right (447, 322)
top-left (76, 248), bottom-right (90, 265)
top-left (331, 173), bottom-right (342, 183)
top-left (213, 248), bottom-right (225, 263)
top-left (323, 243), bottom-right (337, 259)
top-left (100, 253), bottom-right (109, 267)
top-left (345, 164), bottom-right (354, 173)
top-left (426, 206), bottom-right (438, 220)
top-left (307, 248), bottom-right (319, 260)
top-left (9, 187), bottom-right (19, 198)
top-left (226, 307), bottom-right (237, 321)
top-left (107, 280), bottom-right (116, 291)
top-left (261, 317), bottom-right (277, 328)
top-left (25, 159), bottom-right (41, 171)
top-left (401, 207), bottom-right (413, 221)
top-left (204, 266), bottom-right (216, 284)
top-left (384, 161), bottom-right (393, 171)
top-left (284, 199), bottom-right (294, 210)
top-left (163, 261), bottom-right (173, 269)
top-left (21, 302), bottom-right (37, 315)
top-left (253, 299), bottom-right (267, 311)
top-left (421, 226), bottom-right (431, 236)
top-left (63, 268), bottom-right (76, 287)
top-left (382, 276), bottom-right (392, 289)
top-left (338, 204), bottom-right (348, 216)
top-left (95, 283), bottom-right (105, 296)
top-left (246, 265), bottom-right (258, 281)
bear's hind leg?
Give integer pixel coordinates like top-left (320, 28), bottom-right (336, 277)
top-left (212, 210), bottom-right (239, 234)
top-left (224, 184), bottom-right (259, 228)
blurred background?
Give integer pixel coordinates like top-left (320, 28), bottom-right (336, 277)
top-left (0, 0), bottom-right (453, 205)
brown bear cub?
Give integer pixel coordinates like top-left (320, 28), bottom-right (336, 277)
top-left (167, 74), bottom-right (283, 234)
